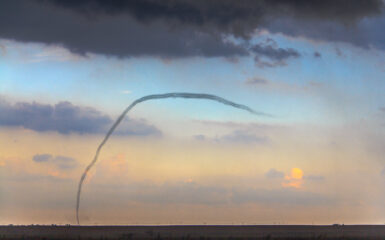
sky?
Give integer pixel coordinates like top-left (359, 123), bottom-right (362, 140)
top-left (0, 0), bottom-right (385, 225)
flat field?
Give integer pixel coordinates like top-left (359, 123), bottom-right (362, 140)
top-left (1, 225), bottom-right (385, 239)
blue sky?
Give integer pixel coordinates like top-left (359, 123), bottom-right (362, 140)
top-left (1, 34), bottom-right (384, 126)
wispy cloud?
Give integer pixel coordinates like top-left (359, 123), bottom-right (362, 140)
top-left (194, 120), bottom-right (277, 131)
top-left (32, 154), bottom-right (51, 163)
top-left (251, 42), bottom-right (301, 68)
top-left (33, 154), bottom-right (78, 170)
top-left (304, 175), bottom-right (325, 181)
top-left (193, 130), bottom-right (268, 145)
top-left (246, 77), bottom-right (269, 85)
top-left (265, 168), bottom-right (285, 179)
top-left (218, 130), bottom-right (268, 144)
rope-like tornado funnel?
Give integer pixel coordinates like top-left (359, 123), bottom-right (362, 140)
top-left (76, 93), bottom-right (265, 224)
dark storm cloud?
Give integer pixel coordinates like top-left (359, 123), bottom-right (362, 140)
top-left (33, 154), bottom-right (78, 170)
top-left (0, 99), bottom-right (160, 136)
top-left (266, 15), bottom-right (385, 50)
top-left (1, 0), bottom-right (383, 61)
top-left (0, 0), bottom-right (247, 59)
top-left (42, 0), bottom-right (384, 37)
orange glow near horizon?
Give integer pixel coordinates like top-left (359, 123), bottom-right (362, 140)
top-left (291, 168), bottom-right (303, 179)
top-left (282, 168), bottom-right (304, 188)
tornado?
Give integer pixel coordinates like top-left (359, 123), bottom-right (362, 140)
top-left (76, 92), bottom-right (266, 224)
